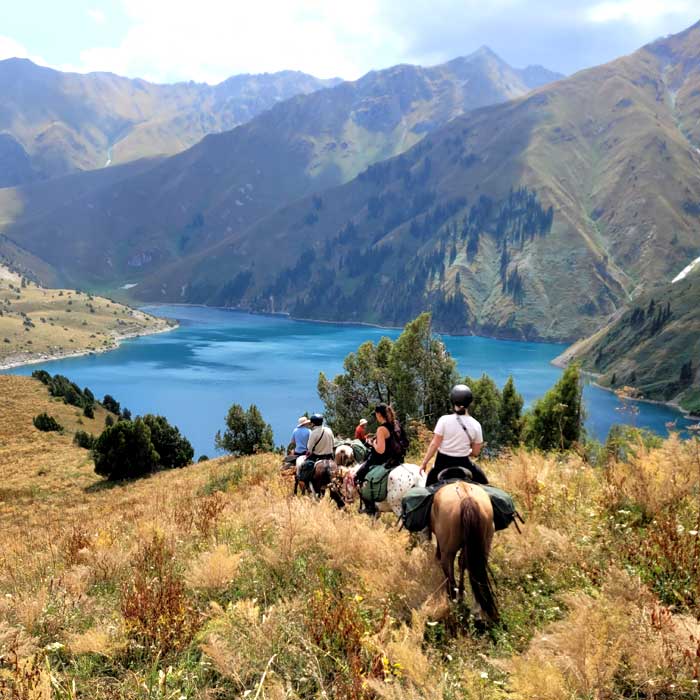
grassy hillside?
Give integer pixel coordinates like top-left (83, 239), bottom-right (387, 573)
top-left (0, 266), bottom-right (172, 367)
top-left (0, 376), bottom-right (698, 698)
top-left (558, 266), bottom-right (700, 414)
top-left (139, 20), bottom-right (700, 341)
top-left (0, 50), bottom-right (561, 292)
top-left (0, 58), bottom-right (337, 185)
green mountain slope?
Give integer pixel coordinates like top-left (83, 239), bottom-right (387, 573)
top-left (557, 264), bottom-right (700, 414)
top-left (0, 58), bottom-right (338, 184)
top-left (0, 49), bottom-right (562, 288)
top-left (134, 20), bottom-right (700, 342)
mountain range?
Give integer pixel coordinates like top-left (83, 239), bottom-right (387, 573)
top-left (134, 21), bottom-right (700, 343)
top-left (0, 58), bottom-right (340, 186)
top-left (0, 47), bottom-right (561, 289)
top-left (2, 24), bottom-right (699, 405)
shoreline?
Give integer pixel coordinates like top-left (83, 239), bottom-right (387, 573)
top-left (0, 322), bottom-right (178, 371)
top-left (141, 301), bottom-right (570, 345)
top-left (562, 364), bottom-right (697, 421)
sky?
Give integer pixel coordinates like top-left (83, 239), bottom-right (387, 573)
top-left (0, 0), bottom-right (698, 84)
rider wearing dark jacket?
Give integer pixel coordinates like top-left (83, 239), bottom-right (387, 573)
top-left (355, 403), bottom-right (407, 514)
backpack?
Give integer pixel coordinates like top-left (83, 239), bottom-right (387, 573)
top-left (350, 439), bottom-right (369, 463)
top-left (481, 485), bottom-right (523, 531)
top-left (359, 465), bottom-right (390, 502)
top-left (392, 421), bottom-right (409, 459)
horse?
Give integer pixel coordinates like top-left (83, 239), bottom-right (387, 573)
top-left (344, 462), bottom-right (425, 518)
top-left (430, 480), bottom-right (498, 623)
top-left (334, 444), bottom-right (356, 468)
top-left (294, 456), bottom-right (347, 508)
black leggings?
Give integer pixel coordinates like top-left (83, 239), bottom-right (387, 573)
top-left (426, 452), bottom-right (488, 487)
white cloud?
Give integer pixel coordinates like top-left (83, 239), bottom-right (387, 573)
top-left (0, 35), bottom-right (48, 66)
top-left (88, 8), bottom-right (107, 25)
top-left (585, 0), bottom-right (696, 25)
top-left (73, 0), bottom-right (406, 83)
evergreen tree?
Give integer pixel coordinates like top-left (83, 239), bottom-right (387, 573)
top-left (93, 419), bottom-right (159, 480)
top-left (216, 404), bottom-right (274, 456)
top-left (464, 374), bottom-right (502, 449)
top-left (318, 313), bottom-right (457, 434)
top-left (523, 364), bottom-right (584, 451)
top-left (102, 394), bottom-right (121, 415)
top-left (499, 376), bottom-right (524, 447)
top-left (142, 414), bottom-right (194, 469)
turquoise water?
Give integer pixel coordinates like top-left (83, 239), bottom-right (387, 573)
top-left (4, 305), bottom-right (693, 457)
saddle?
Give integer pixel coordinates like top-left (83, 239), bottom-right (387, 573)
top-left (400, 470), bottom-right (523, 533)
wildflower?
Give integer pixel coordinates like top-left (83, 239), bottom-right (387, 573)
top-left (689, 530), bottom-right (698, 536)
top-left (480, 672), bottom-right (489, 679)
top-left (44, 642), bottom-right (64, 652)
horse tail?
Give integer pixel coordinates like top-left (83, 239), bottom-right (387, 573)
top-left (460, 496), bottom-right (499, 622)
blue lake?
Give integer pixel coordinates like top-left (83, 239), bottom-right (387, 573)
top-left (4, 305), bottom-right (694, 457)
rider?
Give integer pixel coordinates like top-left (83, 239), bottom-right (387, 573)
top-left (354, 403), bottom-right (407, 514)
top-left (420, 384), bottom-right (488, 486)
top-left (354, 418), bottom-right (368, 443)
top-left (290, 416), bottom-right (311, 456)
top-left (307, 413), bottom-right (335, 462)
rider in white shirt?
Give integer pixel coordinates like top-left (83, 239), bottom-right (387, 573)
top-left (420, 384), bottom-right (488, 486)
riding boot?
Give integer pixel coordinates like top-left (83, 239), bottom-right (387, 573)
top-left (360, 496), bottom-right (377, 516)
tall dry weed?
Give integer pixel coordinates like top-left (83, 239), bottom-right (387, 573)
top-left (606, 435), bottom-right (700, 517)
top-left (509, 569), bottom-right (700, 698)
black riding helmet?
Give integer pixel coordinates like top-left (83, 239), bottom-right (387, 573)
top-left (309, 413), bottom-right (324, 426)
top-left (450, 384), bottom-right (473, 409)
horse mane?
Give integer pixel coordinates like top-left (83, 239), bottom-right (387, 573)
top-left (460, 497), bottom-right (499, 622)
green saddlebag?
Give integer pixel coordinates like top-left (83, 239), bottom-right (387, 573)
top-left (350, 439), bottom-right (369, 463)
top-left (401, 486), bottom-right (434, 532)
top-left (481, 485), bottom-right (519, 531)
top-left (359, 465), bottom-right (390, 502)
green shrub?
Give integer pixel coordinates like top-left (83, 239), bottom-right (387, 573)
top-left (93, 419), bottom-right (159, 480)
top-left (105, 414), bottom-right (114, 428)
top-left (73, 430), bottom-right (96, 449)
top-left (198, 455), bottom-right (209, 462)
top-left (102, 394), bottom-right (121, 415)
top-left (141, 414), bottom-right (194, 469)
top-left (83, 403), bottom-right (94, 419)
top-left (215, 404), bottom-right (274, 456)
top-left (33, 413), bottom-right (63, 432)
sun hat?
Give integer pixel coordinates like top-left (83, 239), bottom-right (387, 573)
top-left (297, 416), bottom-right (310, 427)
top-left (359, 418), bottom-right (368, 425)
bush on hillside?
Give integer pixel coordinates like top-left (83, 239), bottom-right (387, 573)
top-left (73, 430), bottom-right (96, 449)
top-left (93, 419), bottom-right (159, 480)
top-left (216, 404), bottom-right (274, 456)
top-left (102, 394), bottom-right (121, 415)
top-left (33, 412), bottom-right (63, 432)
top-left (83, 402), bottom-right (94, 419)
top-left (105, 414), bottom-right (114, 427)
top-left (141, 414), bottom-right (194, 468)
top-left (524, 364), bottom-right (584, 451)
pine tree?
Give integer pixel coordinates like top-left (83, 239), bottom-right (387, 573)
top-left (524, 364), bottom-right (584, 451)
top-left (464, 374), bottom-right (502, 449)
top-left (499, 376), bottom-right (524, 447)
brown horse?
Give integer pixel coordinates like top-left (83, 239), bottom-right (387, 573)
top-left (430, 481), bottom-right (498, 623)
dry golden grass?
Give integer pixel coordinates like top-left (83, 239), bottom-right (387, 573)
top-left (0, 271), bottom-right (171, 367)
top-left (1, 379), bottom-right (700, 698)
